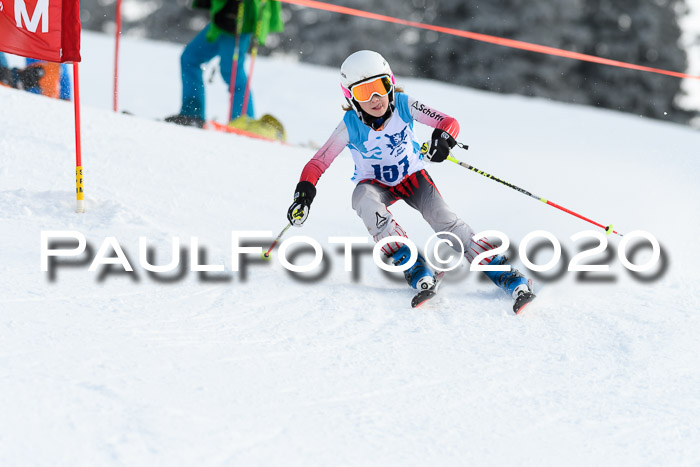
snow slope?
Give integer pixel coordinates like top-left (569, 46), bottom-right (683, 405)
top-left (1, 32), bottom-right (699, 466)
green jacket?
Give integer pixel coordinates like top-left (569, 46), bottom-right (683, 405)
top-left (192, 0), bottom-right (284, 45)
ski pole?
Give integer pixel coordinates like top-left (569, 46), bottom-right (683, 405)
top-left (227, 3), bottom-right (245, 122)
top-left (241, 1), bottom-right (267, 117)
top-left (240, 43), bottom-right (257, 117)
top-left (263, 222), bottom-right (292, 259)
top-left (421, 143), bottom-right (622, 236)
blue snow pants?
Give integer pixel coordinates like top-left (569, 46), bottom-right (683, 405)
top-left (180, 25), bottom-right (254, 121)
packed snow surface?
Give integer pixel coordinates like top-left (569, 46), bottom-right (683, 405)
top-left (1, 32), bottom-right (699, 466)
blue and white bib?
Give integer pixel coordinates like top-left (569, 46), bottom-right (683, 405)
top-left (344, 93), bottom-right (424, 186)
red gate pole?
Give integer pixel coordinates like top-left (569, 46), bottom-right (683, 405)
top-left (73, 62), bottom-right (84, 213)
top-left (113, 0), bottom-right (122, 112)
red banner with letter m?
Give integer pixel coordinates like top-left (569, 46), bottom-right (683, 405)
top-left (0, 0), bottom-right (80, 62)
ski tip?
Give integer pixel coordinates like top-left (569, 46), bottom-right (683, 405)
top-left (514, 302), bottom-right (531, 315)
top-left (411, 272), bottom-right (444, 308)
top-left (513, 292), bottom-right (536, 315)
top-left (411, 290), bottom-right (436, 308)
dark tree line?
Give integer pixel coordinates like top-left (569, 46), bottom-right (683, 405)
top-left (80, 0), bottom-right (696, 124)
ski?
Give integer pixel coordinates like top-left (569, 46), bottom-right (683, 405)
top-left (206, 120), bottom-right (288, 145)
top-left (513, 291), bottom-right (536, 314)
top-left (513, 280), bottom-right (536, 314)
top-left (123, 111), bottom-right (320, 150)
top-left (411, 271), bottom-right (445, 308)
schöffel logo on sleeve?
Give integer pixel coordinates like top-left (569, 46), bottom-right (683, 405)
top-left (411, 101), bottom-right (445, 122)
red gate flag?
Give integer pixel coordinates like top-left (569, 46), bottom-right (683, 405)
top-left (0, 0), bottom-right (80, 62)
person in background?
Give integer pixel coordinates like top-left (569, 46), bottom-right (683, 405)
top-left (0, 53), bottom-right (71, 99)
top-left (165, 0), bottom-right (283, 128)
top-left (25, 59), bottom-right (72, 100)
top-left (0, 53), bottom-right (45, 92)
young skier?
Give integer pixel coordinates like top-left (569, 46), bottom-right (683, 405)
top-left (286, 50), bottom-right (535, 313)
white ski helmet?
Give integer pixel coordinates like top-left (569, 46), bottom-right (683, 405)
top-left (340, 50), bottom-right (394, 91)
top-left (340, 50), bottom-right (396, 124)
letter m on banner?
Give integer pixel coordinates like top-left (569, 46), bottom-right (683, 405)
top-left (16, 0), bottom-right (49, 33)
top-left (0, 0), bottom-right (80, 62)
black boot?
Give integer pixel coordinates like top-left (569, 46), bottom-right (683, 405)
top-left (164, 114), bottom-right (205, 128)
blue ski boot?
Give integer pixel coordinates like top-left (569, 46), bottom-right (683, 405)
top-left (392, 245), bottom-right (445, 308)
top-left (392, 244), bottom-right (435, 291)
top-left (483, 255), bottom-right (536, 314)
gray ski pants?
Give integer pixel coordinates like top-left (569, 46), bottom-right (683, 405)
top-left (351, 169), bottom-right (496, 262)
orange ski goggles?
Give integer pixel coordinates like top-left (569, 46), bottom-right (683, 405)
top-left (344, 75), bottom-right (395, 102)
